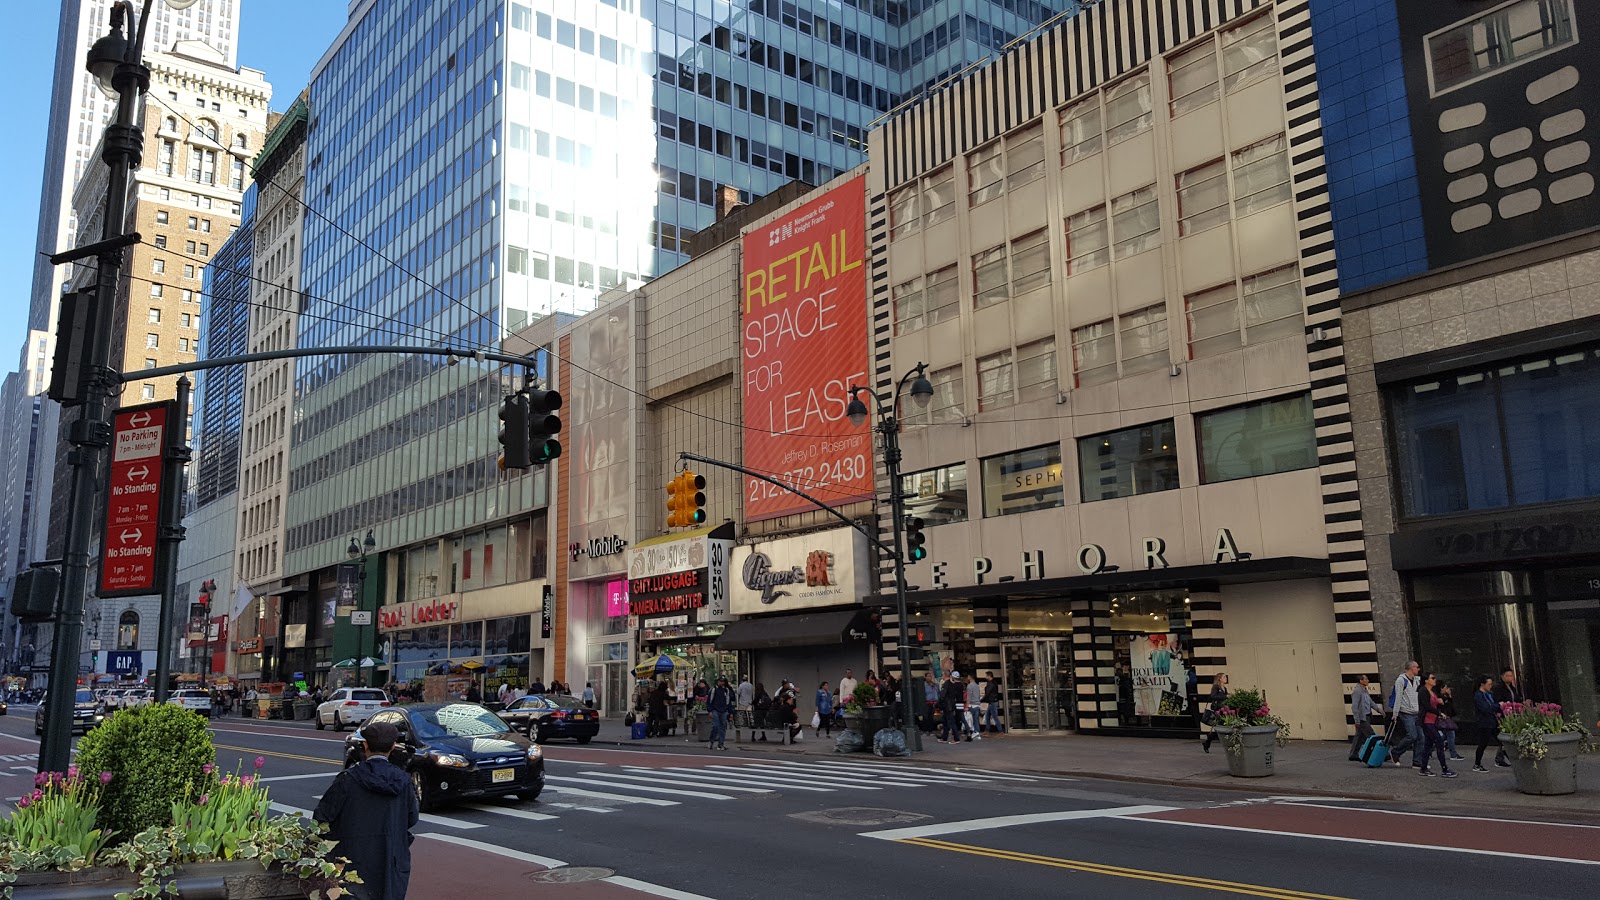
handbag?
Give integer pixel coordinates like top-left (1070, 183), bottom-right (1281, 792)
top-left (1201, 709), bottom-right (1219, 726)
top-left (1439, 716), bottom-right (1457, 732)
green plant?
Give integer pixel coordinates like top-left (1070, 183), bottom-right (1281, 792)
top-left (98, 814), bottom-right (360, 900)
top-left (74, 704), bottom-right (217, 838)
top-left (1496, 701), bottom-right (1595, 764)
top-left (0, 768), bottom-right (114, 866)
top-left (845, 682), bottom-right (878, 714)
top-left (1212, 687), bottom-right (1292, 754)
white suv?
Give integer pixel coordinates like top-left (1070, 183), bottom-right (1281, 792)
top-left (167, 689), bottom-right (213, 718)
top-left (315, 688), bottom-right (391, 731)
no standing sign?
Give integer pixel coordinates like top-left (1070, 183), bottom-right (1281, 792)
top-left (100, 401), bottom-right (174, 597)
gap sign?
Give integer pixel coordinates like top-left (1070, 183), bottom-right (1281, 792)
top-left (100, 402), bottom-right (171, 597)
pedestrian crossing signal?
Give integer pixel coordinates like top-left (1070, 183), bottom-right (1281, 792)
top-left (666, 470), bottom-right (707, 528)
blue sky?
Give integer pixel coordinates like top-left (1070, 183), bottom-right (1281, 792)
top-left (0, 0), bottom-right (350, 370)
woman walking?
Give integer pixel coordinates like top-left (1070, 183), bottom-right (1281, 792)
top-left (816, 681), bottom-right (834, 738)
top-left (1438, 684), bottom-right (1465, 761)
top-left (1200, 673), bottom-right (1229, 753)
top-left (1416, 673), bottom-right (1457, 777)
top-left (1471, 675), bottom-right (1499, 772)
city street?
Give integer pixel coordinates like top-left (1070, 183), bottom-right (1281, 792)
top-left (3, 708), bottom-right (1597, 899)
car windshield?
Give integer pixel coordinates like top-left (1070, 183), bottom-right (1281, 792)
top-left (413, 704), bottom-right (512, 739)
top-left (75, 691), bottom-right (95, 703)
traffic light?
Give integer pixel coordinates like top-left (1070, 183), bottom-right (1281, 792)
top-left (666, 470), bottom-right (707, 528)
top-left (498, 393), bottom-right (532, 470)
top-left (9, 566), bottom-right (59, 621)
top-left (904, 516), bottom-right (927, 563)
top-left (526, 387), bottom-right (563, 464)
top-left (91, 650), bottom-right (99, 669)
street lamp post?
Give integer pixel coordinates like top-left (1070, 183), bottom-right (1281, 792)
top-left (847, 364), bottom-right (934, 753)
top-left (38, 0), bottom-right (199, 774)
top-left (347, 530), bottom-right (376, 686)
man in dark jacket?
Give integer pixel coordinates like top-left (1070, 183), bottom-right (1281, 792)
top-left (707, 677), bottom-right (735, 751)
top-left (314, 721), bottom-right (419, 900)
top-left (939, 672), bottom-right (965, 744)
top-left (1490, 667), bottom-right (1524, 767)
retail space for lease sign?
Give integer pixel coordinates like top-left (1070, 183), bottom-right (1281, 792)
top-left (741, 176), bottom-right (873, 521)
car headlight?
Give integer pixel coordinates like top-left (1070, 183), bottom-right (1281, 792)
top-left (526, 745), bottom-right (542, 760)
top-left (427, 751), bottom-right (471, 768)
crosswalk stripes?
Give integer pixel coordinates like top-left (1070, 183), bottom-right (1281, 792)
top-left (639, 766), bottom-right (837, 792)
top-left (549, 774), bottom-right (735, 801)
top-left (543, 783), bottom-right (681, 806)
top-left (576, 770), bottom-right (775, 794)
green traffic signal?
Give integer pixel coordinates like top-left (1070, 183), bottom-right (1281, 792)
top-left (905, 516), bottom-right (927, 563)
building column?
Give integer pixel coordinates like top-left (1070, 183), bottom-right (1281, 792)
top-left (1072, 595), bottom-right (1116, 730)
top-left (1188, 590), bottom-right (1227, 693)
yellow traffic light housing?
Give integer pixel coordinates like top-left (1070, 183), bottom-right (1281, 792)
top-left (666, 470), bottom-right (707, 527)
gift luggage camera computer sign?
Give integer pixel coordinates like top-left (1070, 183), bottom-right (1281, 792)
top-left (100, 401), bottom-right (175, 597)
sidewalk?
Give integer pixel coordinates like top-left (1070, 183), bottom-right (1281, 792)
top-left (589, 717), bottom-right (1600, 819)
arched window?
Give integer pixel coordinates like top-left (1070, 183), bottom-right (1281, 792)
top-left (197, 118), bottom-right (218, 141)
top-left (234, 133), bottom-right (248, 150)
top-left (164, 116), bottom-right (177, 132)
top-left (117, 610), bottom-right (139, 650)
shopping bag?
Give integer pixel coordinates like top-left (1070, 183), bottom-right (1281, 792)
top-left (811, 712), bottom-right (821, 728)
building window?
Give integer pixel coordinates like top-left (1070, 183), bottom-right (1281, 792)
top-left (1232, 135), bottom-right (1292, 216)
top-left (973, 230), bottom-right (1051, 308)
top-left (1064, 205), bottom-right (1109, 274)
top-left (149, 283), bottom-right (163, 298)
top-left (1058, 97), bottom-right (1102, 165)
top-left (1016, 337), bottom-right (1058, 403)
top-left (977, 350), bottom-right (1013, 411)
top-left (966, 124), bottom-right (1045, 207)
top-left (1389, 346), bottom-right (1600, 516)
top-left (982, 444), bottom-right (1064, 517)
top-left (201, 219), bottom-right (212, 233)
top-left (156, 210), bottom-right (169, 225)
top-left (967, 142), bottom-right (1004, 206)
top-left (146, 333), bottom-right (159, 349)
top-left (508, 246), bottom-right (529, 274)
top-left (1221, 13), bottom-right (1280, 93)
top-left (891, 167), bottom-right (956, 239)
top-left (159, 140), bottom-right (175, 175)
top-left (148, 308), bottom-right (161, 323)
top-left (234, 134), bottom-right (248, 150)
top-left (200, 243), bottom-right (209, 255)
top-left (181, 313), bottom-right (192, 328)
top-left (510, 2), bottom-right (533, 31)
top-left (1198, 392), bottom-right (1316, 484)
top-left (155, 235), bottom-right (166, 248)
top-left (179, 338), bottom-right (190, 352)
top-left (187, 216), bottom-right (198, 230)
top-left (1183, 267), bottom-right (1306, 360)
top-left (510, 124), bottom-right (530, 150)
top-left (1071, 320), bottom-right (1116, 387)
top-left (1168, 41), bottom-right (1219, 116)
top-left (1427, 0), bottom-right (1575, 95)
top-left (230, 157), bottom-right (244, 189)
top-left (141, 384), bottom-right (155, 400)
top-left (117, 610), bottom-right (139, 649)
top-left (1104, 71), bottom-right (1152, 145)
top-left (509, 184), bottom-right (530, 212)
top-left (1176, 159), bottom-right (1229, 235)
top-left (893, 265), bottom-right (959, 336)
top-left (1078, 421), bottom-right (1180, 501)
top-left (902, 462), bottom-right (969, 527)
top-left (1119, 304), bottom-right (1170, 376)
top-left (890, 185), bottom-right (919, 238)
top-left (152, 259), bottom-right (166, 274)
top-left (185, 241), bottom-right (196, 253)
top-left (144, 358), bottom-right (157, 369)
top-left (1111, 186), bottom-right (1160, 259)
top-left (907, 365), bottom-right (965, 427)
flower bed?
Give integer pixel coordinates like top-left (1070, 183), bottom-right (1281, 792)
top-left (1497, 701), bottom-right (1594, 762)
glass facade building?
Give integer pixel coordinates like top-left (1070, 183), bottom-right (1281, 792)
top-left (193, 186), bottom-right (254, 509)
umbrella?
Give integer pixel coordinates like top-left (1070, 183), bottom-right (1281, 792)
top-left (331, 658), bottom-right (358, 669)
top-left (459, 660), bottom-right (485, 670)
top-left (358, 657), bottom-right (382, 668)
top-left (633, 654), bottom-right (694, 678)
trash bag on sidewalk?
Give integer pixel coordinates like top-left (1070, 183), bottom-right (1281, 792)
top-left (835, 729), bottom-right (865, 753)
top-left (873, 728), bottom-right (910, 757)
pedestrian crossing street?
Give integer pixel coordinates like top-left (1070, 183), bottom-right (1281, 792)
top-left (283, 758), bottom-right (1044, 831)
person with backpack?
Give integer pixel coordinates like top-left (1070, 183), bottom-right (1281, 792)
top-left (1348, 674), bottom-right (1380, 761)
top-left (1388, 661), bottom-right (1422, 767)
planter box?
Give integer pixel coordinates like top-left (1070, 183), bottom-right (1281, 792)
top-left (1499, 731), bottom-right (1582, 795)
top-left (1218, 725), bottom-right (1280, 777)
top-left (9, 860), bottom-right (310, 899)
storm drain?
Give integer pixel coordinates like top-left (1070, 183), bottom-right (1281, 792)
top-left (526, 867), bottom-right (616, 884)
top-left (790, 807), bottom-right (931, 827)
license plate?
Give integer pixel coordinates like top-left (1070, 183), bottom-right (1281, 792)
top-left (571, 714), bottom-right (585, 720)
top-left (491, 768), bottom-right (514, 784)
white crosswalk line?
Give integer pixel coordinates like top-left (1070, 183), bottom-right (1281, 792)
top-left (699, 765), bottom-right (882, 790)
top-left (559, 774), bottom-right (733, 801)
top-left (804, 760), bottom-right (1026, 782)
top-left (579, 770), bottom-right (772, 794)
top-left (727, 763), bottom-right (926, 788)
top-left (463, 803), bottom-right (559, 821)
top-left (640, 767), bottom-right (836, 793)
top-left (543, 784), bottom-right (679, 806)
top-left (775, 762), bottom-right (984, 784)
top-left (274, 801), bottom-right (483, 831)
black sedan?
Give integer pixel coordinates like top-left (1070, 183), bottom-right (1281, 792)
top-left (34, 689), bottom-right (104, 735)
top-left (497, 694), bottom-right (600, 744)
top-left (343, 703), bottom-right (544, 812)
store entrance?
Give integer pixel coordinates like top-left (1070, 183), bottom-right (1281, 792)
top-left (1002, 639), bottom-right (1073, 731)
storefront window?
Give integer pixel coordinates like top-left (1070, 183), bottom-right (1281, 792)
top-left (982, 444), bottom-right (1065, 516)
top-left (1078, 421), bottom-right (1179, 501)
top-left (509, 514), bottom-right (548, 581)
top-left (1007, 601), bottom-right (1073, 635)
top-left (484, 616), bottom-right (532, 656)
top-left (1390, 346), bottom-right (1600, 517)
top-left (909, 606), bottom-right (976, 677)
top-left (903, 462), bottom-right (969, 526)
top-left (449, 621), bottom-right (484, 658)
top-left (1108, 591), bottom-right (1195, 728)
top-left (1197, 392), bottom-right (1316, 484)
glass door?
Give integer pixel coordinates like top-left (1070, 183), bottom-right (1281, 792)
top-left (1003, 640), bottom-right (1074, 730)
top-left (1004, 642), bottom-right (1039, 730)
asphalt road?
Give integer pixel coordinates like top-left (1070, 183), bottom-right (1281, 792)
top-left (2, 707), bottom-right (1596, 899)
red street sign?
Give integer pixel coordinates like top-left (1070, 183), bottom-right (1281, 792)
top-left (100, 402), bottom-right (171, 597)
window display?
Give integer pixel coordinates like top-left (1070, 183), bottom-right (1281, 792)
top-left (1109, 591), bottom-right (1196, 728)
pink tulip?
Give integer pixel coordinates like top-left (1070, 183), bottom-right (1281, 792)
top-left (199, 794), bottom-right (209, 806)
top-left (254, 756), bottom-right (265, 769)
top-left (242, 776), bottom-right (254, 788)
top-left (67, 766), bottom-right (78, 781)
top-left (99, 772), bottom-right (113, 785)
top-left (17, 796), bottom-right (28, 809)
top-left (203, 764), bottom-right (214, 775)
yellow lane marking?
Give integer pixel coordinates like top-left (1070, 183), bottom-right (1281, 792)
top-left (899, 837), bottom-right (1352, 900)
top-left (213, 743), bottom-right (341, 766)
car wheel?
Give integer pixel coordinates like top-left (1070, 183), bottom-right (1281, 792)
top-left (334, 712), bottom-right (346, 732)
top-left (314, 712), bottom-right (325, 730)
top-left (576, 736), bottom-right (592, 744)
top-left (34, 716), bottom-right (42, 736)
top-left (512, 788), bottom-right (542, 803)
top-left (410, 769), bottom-right (438, 813)
top-left (533, 729), bottom-right (546, 744)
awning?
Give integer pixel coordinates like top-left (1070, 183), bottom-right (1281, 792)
top-left (715, 609), bottom-right (873, 651)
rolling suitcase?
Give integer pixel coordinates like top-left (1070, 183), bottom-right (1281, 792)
top-left (1358, 731), bottom-right (1389, 767)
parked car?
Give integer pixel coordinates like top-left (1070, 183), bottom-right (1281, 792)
top-left (123, 688), bottom-right (152, 708)
top-left (34, 690), bottom-right (105, 735)
top-left (343, 703), bottom-right (544, 812)
top-left (315, 688), bottom-right (392, 731)
top-left (497, 694), bottom-right (600, 744)
top-left (167, 689), bottom-right (213, 718)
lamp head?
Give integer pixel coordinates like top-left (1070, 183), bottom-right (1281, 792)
top-left (908, 369), bottom-right (934, 409)
top-left (346, 537), bottom-right (361, 560)
top-left (846, 390), bottom-right (870, 428)
top-left (163, 0), bottom-right (204, 7)
top-left (86, 10), bottom-right (131, 100)
top-left (363, 529), bottom-right (376, 554)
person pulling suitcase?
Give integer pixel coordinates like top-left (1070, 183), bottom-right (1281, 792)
top-left (1349, 674), bottom-right (1381, 761)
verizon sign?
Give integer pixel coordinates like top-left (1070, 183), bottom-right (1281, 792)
top-left (100, 402), bottom-right (171, 597)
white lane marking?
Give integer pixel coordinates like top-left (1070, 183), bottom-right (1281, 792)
top-left (462, 803), bottom-right (559, 821)
top-left (208, 724), bottom-right (345, 744)
top-left (862, 805), bottom-right (1177, 840)
top-left (269, 801), bottom-right (313, 818)
top-left (1131, 817), bottom-right (1600, 867)
top-left (637, 767), bottom-right (836, 793)
top-left (727, 763), bottom-right (925, 787)
top-left (552, 774), bottom-right (733, 800)
top-left (417, 832), bottom-right (567, 869)
top-left (600, 875), bottom-right (716, 900)
top-left (804, 760), bottom-right (1028, 782)
top-left (543, 784), bottom-right (679, 806)
top-left (543, 802), bottom-right (617, 813)
top-left (1278, 802), bottom-right (1600, 830)
top-left (258, 773), bottom-right (335, 783)
top-left (775, 761), bottom-right (1002, 784)
top-left (699, 765), bottom-right (881, 790)
top-left (0, 731), bottom-right (40, 744)
top-left (273, 800), bottom-right (483, 831)
top-left (577, 770), bottom-right (771, 794)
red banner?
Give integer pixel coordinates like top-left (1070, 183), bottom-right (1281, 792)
top-left (741, 177), bottom-right (873, 520)
top-left (100, 402), bottom-right (171, 597)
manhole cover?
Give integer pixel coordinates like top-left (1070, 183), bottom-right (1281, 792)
top-left (790, 807), bottom-right (931, 826)
top-left (526, 867), bottom-right (616, 884)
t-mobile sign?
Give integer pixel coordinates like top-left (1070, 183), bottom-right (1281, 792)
top-left (604, 578), bottom-right (629, 617)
